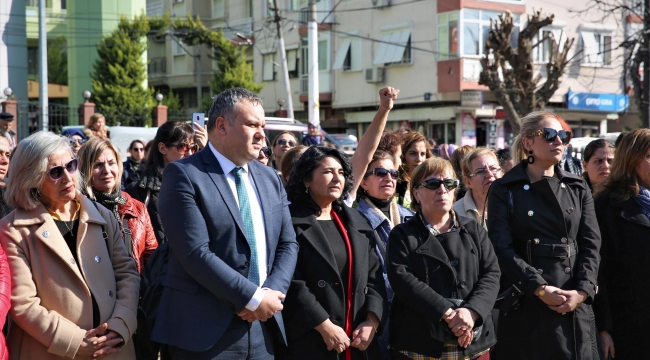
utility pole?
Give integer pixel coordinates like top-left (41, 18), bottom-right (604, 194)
top-left (308, 0), bottom-right (320, 127)
top-left (271, 0), bottom-right (294, 119)
top-left (641, 0), bottom-right (650, 128)
top-left (195, 45), bottom-right (202, 109)
top-left (38, 0), bottom-right (48, 131)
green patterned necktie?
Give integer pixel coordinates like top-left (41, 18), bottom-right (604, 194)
top-left (233, 167), bottom-right (260, 286)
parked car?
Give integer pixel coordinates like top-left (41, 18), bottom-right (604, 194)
top-left (264, 117), bottom-right (308, 144)
top-left (326, 133), bottom-right (357, 155)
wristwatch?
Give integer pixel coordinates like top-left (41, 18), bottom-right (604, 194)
top-left (536, 284), bottom-right (547, 297)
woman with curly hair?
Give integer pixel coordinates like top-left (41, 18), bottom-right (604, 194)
top-left (282, 146), bottom-right (388, 359)
top-left (396, 131), bottom-right (432, 207)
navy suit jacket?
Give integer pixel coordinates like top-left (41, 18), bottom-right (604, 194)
top-left (152, 146), bottom-right (299, 352)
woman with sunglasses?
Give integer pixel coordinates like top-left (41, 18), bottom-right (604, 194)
top-left (356, 150), bottom-right (413, 360)
top-left (387, 157), bottom-right (500, 360)
top-left (452, 147), bottom-right (501, 229)
top-left (61, 128), bottom-right (87, 156)
top-left (78, 137), bottom-right (158, 274)
top-left (487, 111), bottom-right (601, 360)
top-left (0, 131), bottom-right (140, 360)
top-left (283, 146), bottom-right (388, 360)
top-left (397, 131), bottom-right (433, 208)
top-left (122, 140), bottom-right (146, 190)
top-left (271, 131), bottom-right (298, 173)
top-left (125, 121), bottom-right (196, 245)
top-left (256, 138), bottom-right (271, 166)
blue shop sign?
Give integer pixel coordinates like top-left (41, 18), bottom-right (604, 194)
top-left (567, 92), bottom-right (629, 112)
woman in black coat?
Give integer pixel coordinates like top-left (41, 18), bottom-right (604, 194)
top-left (487, 111), bottom-right (601, 360)
top-left (388, 157), bottom-right (500, 359)
top-left (593, 128), bottom-right (650, 360)
top-left (283, 146), bottom-right (388, 360)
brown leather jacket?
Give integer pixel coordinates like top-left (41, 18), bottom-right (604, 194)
top-left (118, 191), bottom-right (158, 273)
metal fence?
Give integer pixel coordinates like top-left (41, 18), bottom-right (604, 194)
top-left (95, 107), bottom-right (152, 127)
top-left (16, 102), bottom-right (81, 140)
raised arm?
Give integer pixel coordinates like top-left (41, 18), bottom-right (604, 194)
top-left (348, 87), bottom-right (400, 199)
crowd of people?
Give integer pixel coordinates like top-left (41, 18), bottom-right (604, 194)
top-left (0, 86), bottom-right (642, 360)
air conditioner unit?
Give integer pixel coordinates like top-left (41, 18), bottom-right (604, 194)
top-left (371, 0), bottom-right (391, 7)
top-left (365, 67), bottom-right (384, 83)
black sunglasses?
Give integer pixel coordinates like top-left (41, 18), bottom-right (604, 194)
top-left (365, 167), bottom-right (399, 179)
top-left (69, 138), bottom-right (86, 146)
top-left (259, 146), bottom-right (272, 158)
top-left (276, 139), bottom-right (296, 147)
top-left (535, 128), bottom-right (572, 145)
top-left (47, 158), bottom-right (78, 181)
top-left (168, 142), bottom-right (199, 154)
top-left (416, 178), bottom-right (459, 191)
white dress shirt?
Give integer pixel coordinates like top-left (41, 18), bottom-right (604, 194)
top-left (209, 143), bottom-right (268, 310)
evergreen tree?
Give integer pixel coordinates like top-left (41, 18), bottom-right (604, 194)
top-left (48, 35), bottom-right (67, 85)
top-left (90, 15), bottom-right (152, 126)
top-left (163, 89), bottom-right (183, 111)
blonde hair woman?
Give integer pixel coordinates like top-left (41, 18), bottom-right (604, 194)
top-left (84, 113), bottom-right (109, 140)
top-left (487, 111), bottom-right (601, 360)
top-left (452, 147), bottom-right (501, 228)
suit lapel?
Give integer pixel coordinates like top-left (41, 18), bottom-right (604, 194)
top-left (294, 215), bottom-right (341, 278)
top-left (201, 148), bottom-right (247, 237)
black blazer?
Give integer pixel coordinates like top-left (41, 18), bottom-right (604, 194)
top-left (594, 189), bottom-right (650, 359)
top-left (283, 203), bottom-right (388, 360)
top-left (387, 213), bottom-right (500, 358)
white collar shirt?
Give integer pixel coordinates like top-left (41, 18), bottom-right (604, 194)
top-left (209, 142), bottom-right (268, 309)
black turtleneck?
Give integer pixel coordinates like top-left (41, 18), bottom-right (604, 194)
top-left (366, 195), bottom-right (392, 219)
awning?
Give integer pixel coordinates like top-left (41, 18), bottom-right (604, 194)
top-left (332, 39), bottom-right (351, 70)
top-left (373, 28), bottom-right (411, 65)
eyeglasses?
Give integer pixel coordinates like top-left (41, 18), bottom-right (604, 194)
top-left (131, 148), bottom-right (144, 152)
top-left (416, 178), bottom-right (459, 191)
top-left (276, 139), bottom-right (296, 147)
top-left (168, 142), bottom-right (199, 154)
top-left (469, 167), bottom-right (501, 178)
top-left (365, 167), bottom-right (399, 179)
top-left (69, 139), bottom-right (86, 146)
top-left (259, 146), bottom-right (272, 158)
top-left (47, 158), bottom-right (78, 181)
top-left (534, 128), bottom-right (572, 145)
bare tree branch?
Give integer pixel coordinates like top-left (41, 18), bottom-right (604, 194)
top-left (479, 10), bottom-right (572, 133)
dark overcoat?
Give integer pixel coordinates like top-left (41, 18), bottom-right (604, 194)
top-left (487, 161), bottom-right (601, 360)
top-left (283, 203), bottom-right (388, 360)
top-left (387, 213), bottom-right (500, 358)
top-left (593, 189), bottom-right (650, 360)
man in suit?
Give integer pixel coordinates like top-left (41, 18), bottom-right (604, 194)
top-left (153, 88), bottom-right (299, 359)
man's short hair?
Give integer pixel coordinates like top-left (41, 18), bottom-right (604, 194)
top-left (207, 88), bottom-right (262, 131)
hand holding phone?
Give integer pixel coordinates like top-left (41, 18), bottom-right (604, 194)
top-left (192, 112), bottom-right (205, 128)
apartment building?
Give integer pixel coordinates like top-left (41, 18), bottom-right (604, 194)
top-left (149, 0), bottom-right (637, 146)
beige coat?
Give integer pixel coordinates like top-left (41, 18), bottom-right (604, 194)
top-left (451, 189), bottom-right (487, 229)
top-left (0, 194), bottom-right (140, 360)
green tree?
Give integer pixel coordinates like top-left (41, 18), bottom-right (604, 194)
top-left (90, 15), bottom-right (153, 126)
top-left (48, 35), bottom-right (67, 85)
top-left (163, 89), bottom-right (183, 111)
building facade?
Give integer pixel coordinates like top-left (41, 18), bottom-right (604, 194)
top-left (148, 0), bottom-right (638, 146)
